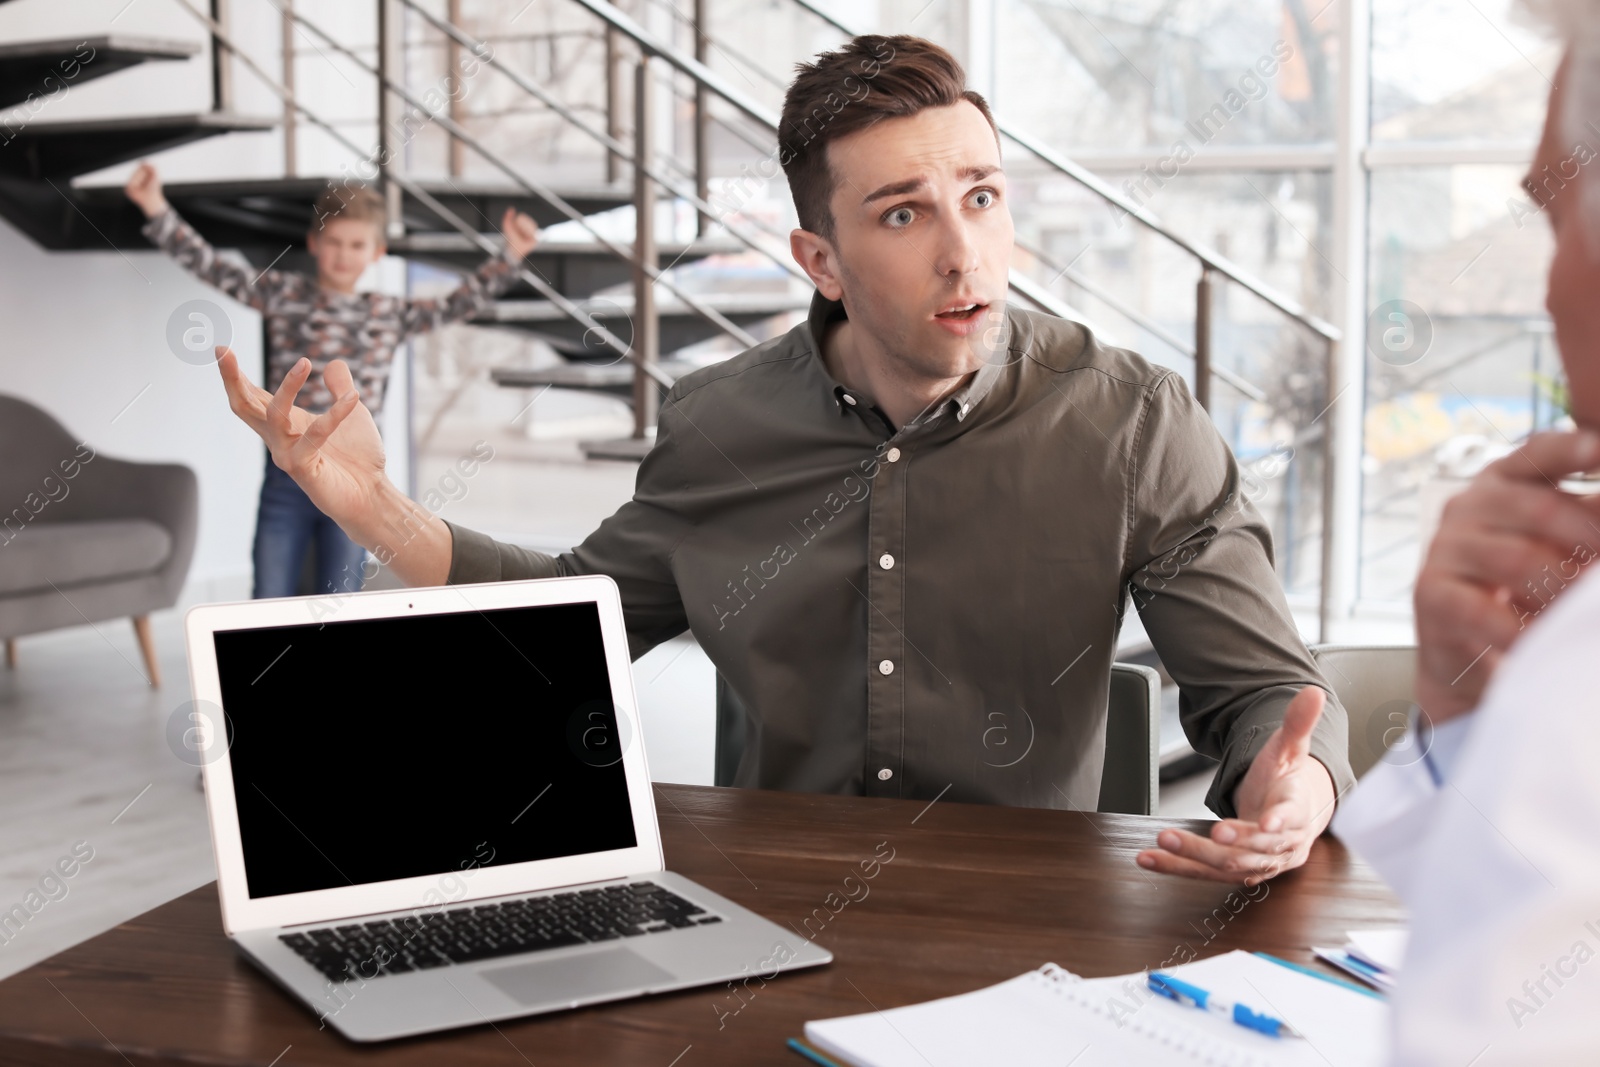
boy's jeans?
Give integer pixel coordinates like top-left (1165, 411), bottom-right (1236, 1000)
top-left (251, 459), bottom-right (368, 599)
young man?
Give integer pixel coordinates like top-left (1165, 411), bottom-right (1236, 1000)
top-left (1318, 7), bottom-right (1600, 1060)
top-left (214, 37), bottom-right (1351, 885)
top-left (126, 163), bottom-right (540, 598)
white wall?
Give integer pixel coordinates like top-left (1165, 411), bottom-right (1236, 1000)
top-left (0, 0), bottom-right (417, 595)
top-left (0, 218), bottom-right (263, 590)
top-left (0, 217), bottom-right (413, 592)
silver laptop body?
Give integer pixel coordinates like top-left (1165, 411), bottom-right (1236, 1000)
top-left (183, 574), bottom-right (830, 1041)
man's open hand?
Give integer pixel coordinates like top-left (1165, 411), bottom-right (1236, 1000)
top-left (1137, 686), bottom-right (1335, 885)
top-left (217, 350), bottom-right (452, 586)
top-left (218, 348), bottom-right (387, 533)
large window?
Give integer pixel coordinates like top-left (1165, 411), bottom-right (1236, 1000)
top-left (1362, 1), bottom-right (1557, 602)
top-left (394, 0), bottom-right (1566, 619)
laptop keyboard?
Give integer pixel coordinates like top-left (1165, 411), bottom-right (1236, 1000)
top-left (279, 881), bottom-right (721, 983)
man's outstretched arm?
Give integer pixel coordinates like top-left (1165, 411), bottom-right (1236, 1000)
top-left (1120, 373), bottom-right (1350, 885)
top-left (217, 348), bottom-right (453, 586)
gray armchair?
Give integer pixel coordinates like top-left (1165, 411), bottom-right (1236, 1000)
top-left (0, 395), bottom-right (197, 686)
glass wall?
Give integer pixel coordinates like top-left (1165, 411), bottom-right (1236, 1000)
top-left (1362, 1), bottom-right (1558, 602)
top-left (393, 0), bottom-right (1569, 615)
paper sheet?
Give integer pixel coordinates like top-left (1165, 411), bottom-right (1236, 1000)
top-left (803, 950), bottom-right (1389, 1067)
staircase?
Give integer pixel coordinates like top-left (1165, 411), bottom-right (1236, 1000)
top-left (0, 6), bottom-right (809, 434)
top-left (0, 0), bottom-right (1343, 631)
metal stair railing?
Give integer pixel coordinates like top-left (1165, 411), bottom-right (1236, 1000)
top-left (565, 0), bottom-right (1341, 634)
top-left (183, 0), bottom-right (1339, 631)
top-left (783, 0), bottom-right (1340, 342)
top-left (401, 1), bottom-right (1097, 336)
top-left (276, 3), bottom-right (762, 355)
top-left (394, 0), bottom-right (812, 289)
top-left (169, 0), bottom-right (673, 392)
top-left (561, 0), bottom-right (1089, 324)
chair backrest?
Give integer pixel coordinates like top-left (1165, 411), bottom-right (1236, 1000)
top-left (1310, 644), bottom-right (1418, 779)
top-left (0, 394), bottom-right (78, 507)
top-left (713, 662), bottom-right (1162, 815)
top-left (1099, 662), bottom-right (1162, 815)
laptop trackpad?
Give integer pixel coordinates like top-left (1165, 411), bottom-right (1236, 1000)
top-left (482, 948), bottom-right (676, 1006)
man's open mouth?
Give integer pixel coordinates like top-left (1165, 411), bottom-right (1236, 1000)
top-left (934, 302), bottom-right (987, 322)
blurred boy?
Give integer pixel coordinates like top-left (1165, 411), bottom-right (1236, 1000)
top-left (126, 162), bottom-right (539, 598)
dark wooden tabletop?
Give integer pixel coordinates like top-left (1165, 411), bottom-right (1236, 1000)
top-left (0, 784), bottom-right (1402, 1066)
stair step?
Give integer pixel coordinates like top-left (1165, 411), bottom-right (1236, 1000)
top-left (394, 234), bottom-right (748, 298)
top-left (474, 291), bottom-right (809, 358)
top-left (9, 176), bottom-right (636, 254)
top-left (0, 111), bottom-right (277, 181)
top-left (490, 359), bottom-right (707, 394)
top-left (396, 178), bottom-right (633, 232)
top-left (0, 35), bottom-right (199, 111)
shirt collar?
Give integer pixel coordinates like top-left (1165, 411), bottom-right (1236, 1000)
top-left (803, 291), bottom-right (1009, 429)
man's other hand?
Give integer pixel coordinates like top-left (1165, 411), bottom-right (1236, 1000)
top-left (1414, 430), bottom-right (1600, 726)
top-left (1137, 686), bottom-right (1335, 885)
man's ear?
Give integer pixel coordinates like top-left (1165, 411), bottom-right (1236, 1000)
top-left (305, 230), bottom-right (320, 255)
top-left (371, 241), bottom-right (387, 262)
top-left (790, 228), bottom-right (844, 301)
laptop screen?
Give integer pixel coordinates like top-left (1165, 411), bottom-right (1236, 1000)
top-left (212, 600), bottom-right (639, 899)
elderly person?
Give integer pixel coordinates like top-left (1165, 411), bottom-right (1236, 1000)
top-left (1316, 1), bottom-right (1600, 1061)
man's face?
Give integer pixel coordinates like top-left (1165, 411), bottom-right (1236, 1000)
top-left (1535, 55), bottom-right (1600, 430)
top-left (307, 216), bottom-right (385, 291)
top-left (809, 101), bottom-right (1014, 380)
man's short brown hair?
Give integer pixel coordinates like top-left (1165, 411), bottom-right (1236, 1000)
top-left (778, 35), bottom-right (998, 240)
top-left (311, 183), bottom-right (386, 236)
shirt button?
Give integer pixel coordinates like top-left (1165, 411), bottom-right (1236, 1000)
top-left (877, 768), bottom-right (893, 781)
top-left (842, 394), bottom-right (857, 406)
top-left (879, 553), bottom-right (895, 570)
top-left (878, 659), bottom-right (894, 675)
top-left (886, 447), bottom-right (901, 462)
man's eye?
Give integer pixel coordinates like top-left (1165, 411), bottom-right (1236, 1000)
top-left (885, 207), bottom-right (914, 227)
top-left (972, 189), bottom-right (995, 208)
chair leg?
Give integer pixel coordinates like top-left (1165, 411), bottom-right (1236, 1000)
top-left (131, 616), bottom-right (161, 688)
top-left (4, 639), bottom-right (14, 668)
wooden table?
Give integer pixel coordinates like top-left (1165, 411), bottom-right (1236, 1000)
top-left (0, 784), bottom-right (1402, 1065)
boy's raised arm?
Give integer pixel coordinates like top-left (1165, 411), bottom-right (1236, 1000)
top-left (398, 207), bottom-right (538, 337)
top-left (127, 161), bottom-right (282, 310)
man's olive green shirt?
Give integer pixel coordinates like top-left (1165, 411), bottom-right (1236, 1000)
top-left (446, 294), bottom-right (1353, 816)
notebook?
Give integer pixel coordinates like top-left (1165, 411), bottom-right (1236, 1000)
top-left (802, 950), bottom-right (1388, 1067)
top-left (1314, 927), bottom-right (1408, 993)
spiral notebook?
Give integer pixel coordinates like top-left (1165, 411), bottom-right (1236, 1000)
top-left (803, 950), bottom-right (1387, 1067)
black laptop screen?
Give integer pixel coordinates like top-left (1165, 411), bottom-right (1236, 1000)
top-left (212, 600), bottom-right (639, 899)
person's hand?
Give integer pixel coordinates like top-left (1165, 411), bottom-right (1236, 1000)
top-left (501, 207), bottom-right (539, 259)
top-left (218, 349), bottom-right (453, 585)
top-left (1138, 687), bottom-right (1335, 885)
top-left (124, 161), bottom-right (169, 218)
top-left (217, 348), bottom-right (387, 531)
top-left (1414, 431), bottom-right (1600, 725)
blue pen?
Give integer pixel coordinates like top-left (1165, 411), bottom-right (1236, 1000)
top-left (1147, 972), bottom-right (1302, 1039)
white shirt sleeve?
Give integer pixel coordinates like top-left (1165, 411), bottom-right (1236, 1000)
top-left (1330, 732), bottom-right (1447, 901)
top-left (1331, 568), bottom-right (1600, 1066)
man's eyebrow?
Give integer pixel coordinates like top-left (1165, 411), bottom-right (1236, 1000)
top-left (861, 165), bottom-right (1004, 204)
top-left (863, 177), bottom-right (926, 204)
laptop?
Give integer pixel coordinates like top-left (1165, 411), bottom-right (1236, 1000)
top-left (182, 574), bottom-right (831, 1041)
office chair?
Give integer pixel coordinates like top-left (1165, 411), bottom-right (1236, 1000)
top-left (713, 663), bottom-right (1163, 815)
top-left (1310, 644), bottom-right (1418, 779)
